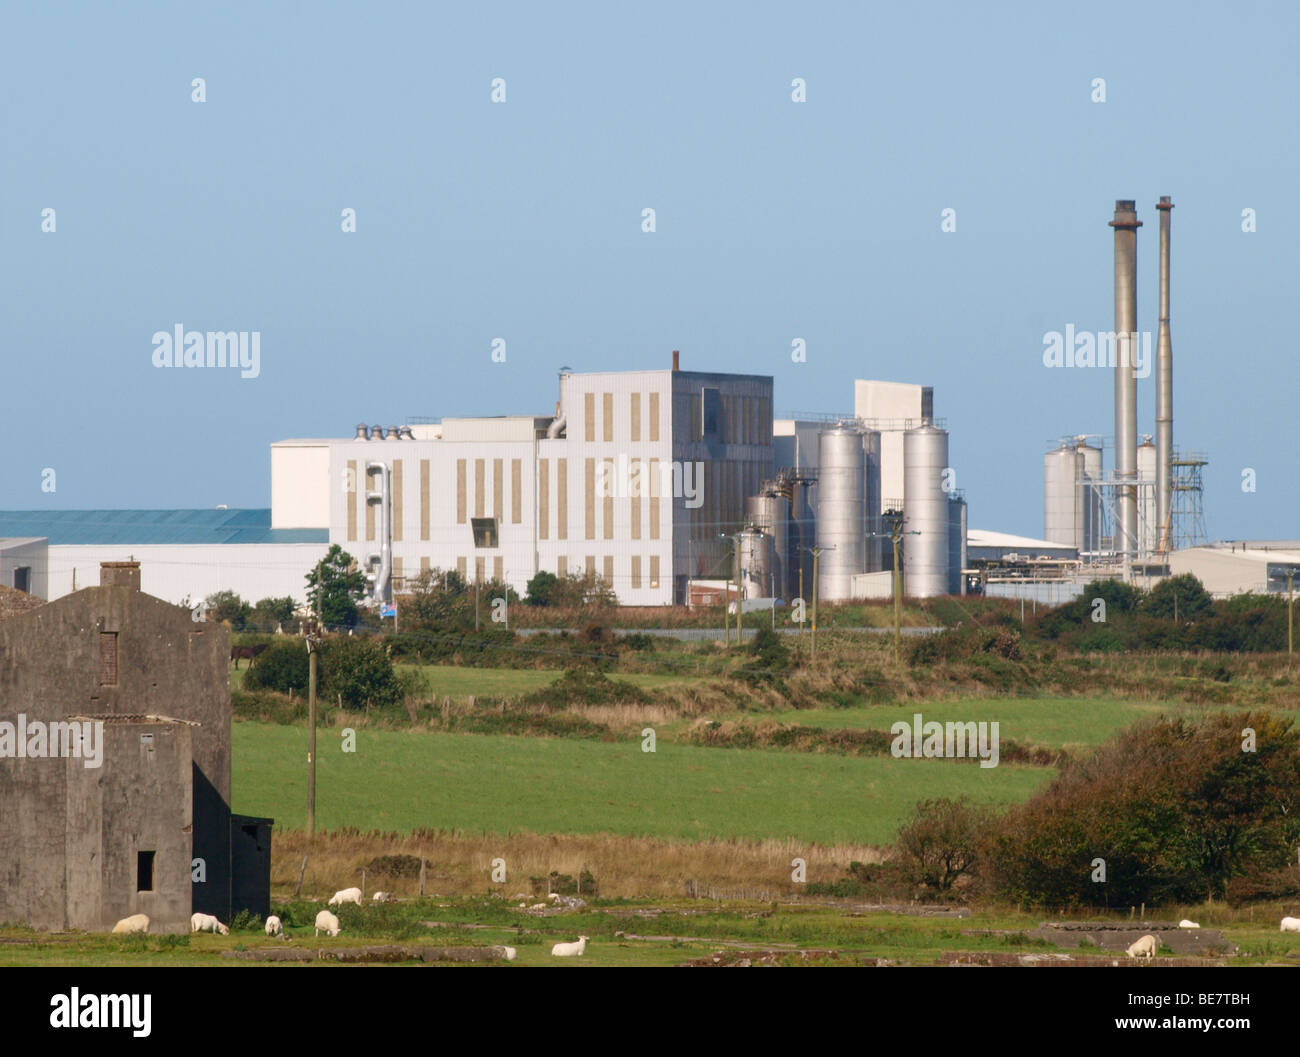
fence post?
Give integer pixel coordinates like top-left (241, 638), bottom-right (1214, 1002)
top-left (419, 858), bottom-right (427, 898)
top-left (294, 855), bottom-right (308, 898)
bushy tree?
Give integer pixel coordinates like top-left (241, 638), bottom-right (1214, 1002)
top-left (896, 797), bottom-right (992, 891)
top-left (305, 545), bottom-right (367, 630)
top-left (987, 710), bottom-right (1300, 906)
top-left (321, 637), bottom-right (401, 710)
top-left (1142, 573), bottom-right (1213, 621)
top-left (243, 641), bottom-right (309, 694)
top-left (525, 570), bottom-right (559, 606)
top-left (205, 590), bottom-right (251, 630)
top-left (250, 596), bottom-right (298, 632)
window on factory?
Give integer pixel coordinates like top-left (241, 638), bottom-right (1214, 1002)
top-left (99, 631), bottom-right (118, 686)
top-left (13, 567), bottom-right (30, 593)
top-left (471, 517), bottom-right (499, 549)
top-left (137, 850), bottom-right (155, 892)
top-left (701, 387), bottom-right (722, 441)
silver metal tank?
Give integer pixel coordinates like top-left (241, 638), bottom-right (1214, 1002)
top-left (737, 527), bottom-right (771, 601)
top-left (789, 476), bottom-right (816, 602)
top-left (1137, 437), bottom-right (1157, 558)
top-left (745, 488), bottom-right (790, 599)
top-left (816, 425), bottom-right (867, 602)
top-left (862, 429), bottom-right (883, 572)
top-left (947, 495), bottom-right (967, 595)
top-left (1077, 439), bottom-right (1103, 555)
top-left (903, 423), bottom-right (950, 597)
top-left (1043, 443), bottom-right (1080, 548)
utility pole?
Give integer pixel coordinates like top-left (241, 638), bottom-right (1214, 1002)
top-left (475, 578), bottom-right (481, 632)
top-left (798, 544), bottom-right (831, 659)
top-left (306, 626), bottom-right (319, 837)
top-left (869, 520), bottom-right (919, 665)
top-left (798, 567), bottom-right (805, 655)
top-left (1289, 569), bottom-right (1295, 665)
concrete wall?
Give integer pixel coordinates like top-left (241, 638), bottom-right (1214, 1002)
top-left (65, 721), bottom-right (193, 934)
top-left (271, 441), bottom-right (331, 529)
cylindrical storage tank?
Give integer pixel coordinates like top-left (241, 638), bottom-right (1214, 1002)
top-left (946, 496), bottom-right (966, 595)
top-left (745, 491), bottom-right (790, 599)
top-left (903, 424), bottom-right (951, 597)
top-left (737, 527), bottom-right (771, 601)
top-left (1043, 444), bottom-right (1081, 547)
top-left (1137, 438), bottom-right (1157, 557)
top-left (1077, 440), bottom-right (1103, 555)
top-left (789, 478), bottom-right (816, 601)
top-left (862, 429), bottom-right (883, 572)
top-left (816, 427), bottom-right (867, 602)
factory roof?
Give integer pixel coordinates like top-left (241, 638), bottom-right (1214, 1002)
top-left (0, 510), bottom-right (329, 545)
top-left (967, 529), bottom-right (1077, 552)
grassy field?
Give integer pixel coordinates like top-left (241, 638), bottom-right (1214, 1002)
top-left (232, 721), bottom-right (1052, 845)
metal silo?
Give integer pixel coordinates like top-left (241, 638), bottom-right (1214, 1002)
top-left (1137, 437), bottom-right (1157, 558)
top-left (789, 475), bottom-right (816, 601)
top-left (862, 429), bottom-right (883, 572)
top-left (1043, 444), bottom-right (1080, 547)
top-left (745, 486), bottom-right (790, 599)
top-left (738, 527), bottom-right (771, 601)
top-left (947, 495), bottom-right (967, 595)
top-left (816, 425), bottom-right (867, 602)
top-left (903, 424), bottom-right (950, 597)
top-left (1077, 439), bottom-right (1103, 555)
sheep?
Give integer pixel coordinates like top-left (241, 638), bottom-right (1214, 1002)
top-left (1125, 934), bottom-right (1158, 959)
top-left (315, 910), bottom-right (341, 937)
top-left (550, 936), bottom-right (588, 957)
top-left (190, 912), bottom-right (230, 935)
top-left (1178, 919), bottom-right (1200, 929)
top-left (328, 887), bottom-right (363, 907)
top-left (1280, 916), bottom-right (1300, 932)
top-left (265, 915), bottom-right (283, 937)
top-left (498, 946), bottom-right (517, 961)
top-left (111, 913), bottom-right (150, 934)
top-left (372, 891), bottom-right (394, 903)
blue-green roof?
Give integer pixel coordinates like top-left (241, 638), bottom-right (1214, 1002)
top-left (0, 510), bottom-right (328, 545)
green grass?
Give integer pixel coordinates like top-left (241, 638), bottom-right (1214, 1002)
top-left (232, 721), bottom-right (1052, 845)
top-left (709, 698), bottom-right (1300, 754)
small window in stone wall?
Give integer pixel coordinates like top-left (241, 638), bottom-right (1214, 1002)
top-left (99, 632), bottom-right (118, 686)
top-left (137, 850), bottom-right (155, 892)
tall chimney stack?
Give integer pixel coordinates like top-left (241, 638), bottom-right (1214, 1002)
top-left (1109, 200), bottom-right (1141, 568)
top-left (1155, 196), bottom-right (1174, 555)
top-left (672, 349), bottom-right (680, 372)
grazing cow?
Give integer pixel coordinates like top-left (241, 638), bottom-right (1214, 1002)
top-left (1126, 934), bottom-right (1158, 959)
top-left (230, 643), bottom-right (270, 669)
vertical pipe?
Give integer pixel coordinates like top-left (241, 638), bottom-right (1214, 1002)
top-left (1110, 200), bottom-right (1142, 569)
top-left (1155, 196), bottom-right (1174, 554)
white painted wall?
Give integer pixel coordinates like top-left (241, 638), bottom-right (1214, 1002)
top-left (271, 442), bottom-right (331, 528)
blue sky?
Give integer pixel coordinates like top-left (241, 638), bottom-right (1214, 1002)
top-left (3, 0), bottom-right (1296, 539)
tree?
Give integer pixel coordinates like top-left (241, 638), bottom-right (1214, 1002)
top-left (321, 637), bottom-right (401, 710)
top-left (1142, 573), bottom-right (1213, 621)
top-left (896, 797), bottom-right (992, 892)
top-left (250, 596), bottom-right (298, 632)
top-left (205, 590), bottom-right (251, 630)
top-left (243, 641), bottom-right (309, 693)
top-left (305, 545), bottom-right (367, 630)
top-left (525, 570), bottom-right (559, 607)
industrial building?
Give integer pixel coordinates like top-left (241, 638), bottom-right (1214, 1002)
top-left (0, 561), bottom-right (273, 931)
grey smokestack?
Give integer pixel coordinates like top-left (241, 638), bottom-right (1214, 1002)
top-left (1155, 196), bottom-right (1174, 554)
top-left (1109, 200), bottom-right (1141, 565)
top-left (672, 349), bottom-right (680, 372)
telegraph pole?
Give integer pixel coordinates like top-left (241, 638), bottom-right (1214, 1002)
top-left (798, 544), bottom-right (831, 659)
top-left (306, 626), bottom-right (319, 837)
top-left (869, 519), bottom-right (919, 665)
top-left (1290, 569), bottom-right (1295, 665)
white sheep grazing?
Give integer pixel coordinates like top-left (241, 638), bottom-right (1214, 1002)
top-left (1178, 919), bottom-right (1200, 929)
top-left (1126, 934), bottom-right (1158, 959)
top-left (372, 891), bottom-right (394, 903)
top-left (550, 936), bottom-right (588, 957)
top-left (499, 946), bottom-right (517, 961)
top-left (328, 887), bottom-right (363, 907)
top-left (1280, 916), bottom-right (1300, 932)
top-left (190, 912), bottom-right (230, 935)
top-left (265, 915), bottom-right (283, 937)
top-left (111, 913), bottom-right (150, 934)
top-left (315, 910), bottom-right (341, 937)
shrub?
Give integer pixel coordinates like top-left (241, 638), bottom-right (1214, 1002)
top-left (895, 797), bottom-right (992, 891)
top-left (365, 854), bottom-right (424, 879)
top-left (243, 641), bottom-right (310, 694)
top-left (321, 637), bottom-right (401, 709)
